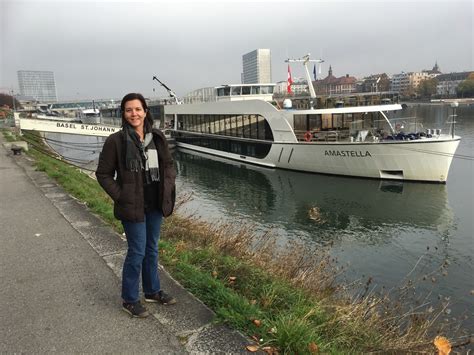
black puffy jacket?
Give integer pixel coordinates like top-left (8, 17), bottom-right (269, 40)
top-left (96, 129), bottom-right (176, 222)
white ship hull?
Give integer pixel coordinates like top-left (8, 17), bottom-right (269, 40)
top-left (177, 137), bottom-right (460, 182)
top-left (166, 99), bottom-right (461, 183)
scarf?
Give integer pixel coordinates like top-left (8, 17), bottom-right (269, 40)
top-left (123, 124), bottom-right (160, 183)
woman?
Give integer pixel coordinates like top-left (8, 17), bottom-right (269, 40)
top-left (96, 93), bottom-right (176, 318)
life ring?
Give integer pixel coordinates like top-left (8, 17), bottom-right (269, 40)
top-left (304, 131), bottom-right (312, 142)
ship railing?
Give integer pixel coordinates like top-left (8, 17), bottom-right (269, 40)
top-left (295, 129), bottom-right (352, 142)
top-left (295, 128), bottom-right (396, 143)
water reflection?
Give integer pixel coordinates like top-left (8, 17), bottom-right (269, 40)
top-left (175, 149), bottom-right (454, 246)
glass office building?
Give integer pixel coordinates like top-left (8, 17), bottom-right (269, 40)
top-left (17, 70), bottom-right (58, 102)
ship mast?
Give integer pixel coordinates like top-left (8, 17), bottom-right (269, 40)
top-left (285, 54), bottom-right (324, 108)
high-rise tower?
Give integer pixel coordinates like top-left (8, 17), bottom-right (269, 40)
top-left (242, 49), bottom-right (272, 84)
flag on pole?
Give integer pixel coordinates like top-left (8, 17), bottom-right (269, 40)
top-left (287, 64), bottom-right (293, 94)
top-left (313, 64), bottom-right (317, 80)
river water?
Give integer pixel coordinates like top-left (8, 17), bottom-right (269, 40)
top-left (44, 104), bottom-right (473, 333)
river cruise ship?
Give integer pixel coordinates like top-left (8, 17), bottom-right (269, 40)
top-left (163, 57), bottom-right (460, 183)
top-left (165, 95), bottom-right (460, 182)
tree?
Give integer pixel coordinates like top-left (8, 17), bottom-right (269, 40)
top-left (416, 78), bottom-right (438, 98)
top-left (400, 85), bottom-right (416, 99)
top-left (0, 93), bottom-right (22, 109)
top-left (456, 76), bottom-right (474, 98)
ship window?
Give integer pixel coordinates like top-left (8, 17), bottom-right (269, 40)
top-left (237, 115), bottom-right (244, 137)
top-left (321, 114), bottom-right (332, 129)
top-left (242, 115), bottom-right (250, 138)
top-left (201, 115), bottom-right (206, 133)
top-left (332, 114), bottom-right (343, 129)
top-left (217, 115), bottom-right (223, 134)
top-left (182, 115), bottom-right (187, 130)
top-left (176, 113), bottom-right (273, 142)
top-left (204, 115), bottom-right (210, 133)
top-left (185, 115), bottom-right (190, 131)
top-left (251, 86), bottom-right (260, 95)
top-left (363, 112), bottom-right (375, 130)
top-left (293, 115), bottom-right (306, 131)
top-left (231, 116), bottom-right (236, 135)
top-left (257, 115), bottom-right (266, 140)
top-left (242, 86), bottom-right (251, 95)
top-left (344, 113), bottom-right (353, 128)
top-left (231, 86), bottom-right (241, 96)
top-left (260, 86), bottom-right (272, 94)
top-left (249, 115), bottom-right (258, 139)
top-left (193, 115), bottom-right (199, 132)
top-left (308, 115), bottom-right (321, 131)
top-left (294, 114), bottom-right (322, 134)
top-left (196, 115), bottom-right (201, 132)
top-left (349, 113), bottom-right (364, 131)
top-left (200, 115), bottom-right (205, 133)
top-left (209, 115), bottom-right (216, 134)
top-left (224, 116), bottom-right (231, 136)
top-left (173, 132), bottom-right (272, 158)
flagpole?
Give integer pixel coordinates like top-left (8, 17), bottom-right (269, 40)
top-left (285, 54), bottom-right (324, 101)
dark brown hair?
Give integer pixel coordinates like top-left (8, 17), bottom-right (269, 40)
top-left (120, 93), bottom-right (153, 131)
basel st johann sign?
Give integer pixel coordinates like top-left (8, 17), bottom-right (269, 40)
top-left (19, 118), bottom-right (119, 137)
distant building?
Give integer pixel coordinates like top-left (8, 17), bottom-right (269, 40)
top-left (290, 78), bottom-right (309, 95)
top-left (313, 66), bottom-right (357, 95)
top-left (390, 72), bottom-right (410, 94)
top-left (435, 72), bottom-right (472, 96)
top-left (17, 70), bottom-right (58, 102)
top-left (242, 49), bottom-right (272, 84)
top-left (358, 74), bottom-right (391, 93)
top-left (390, 63), bottom-right (441, 96)
top-left (423, 62), bottom-right (442, 75)
top-left (390, 71), bottom-right (435, 96)
top-left (274, 81), bottom-right (287, 95)
top-left (274, 77), bottom-right (309, 95)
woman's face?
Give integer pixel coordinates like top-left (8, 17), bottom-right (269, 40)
top-left (123, 99), bottom-right (146, 132)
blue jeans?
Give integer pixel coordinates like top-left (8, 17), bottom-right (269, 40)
top-left (121, 210), bottom-right (163, 303)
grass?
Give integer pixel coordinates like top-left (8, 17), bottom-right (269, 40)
top-left (2, 129), bottom-right (18, 142)
top-left (158, 238), bottom-right (339, 353)
top-left (2, 127), bottom-right (466, 353)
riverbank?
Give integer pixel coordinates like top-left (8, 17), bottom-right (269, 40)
top-left (3, 128), bottom-right (470, 353)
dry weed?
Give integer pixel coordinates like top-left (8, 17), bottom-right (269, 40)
top-left (162, 203), bottom-right (468, 352)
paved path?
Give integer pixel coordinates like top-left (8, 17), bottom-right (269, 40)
top-left (0, 133), bottom-right (250, 354)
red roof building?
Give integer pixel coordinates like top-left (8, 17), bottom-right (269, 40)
top-left (313, 66), bottom-right (357, 95)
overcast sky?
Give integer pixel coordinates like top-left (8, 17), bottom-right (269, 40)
top-left (1, 0), bottom-right (472, 100)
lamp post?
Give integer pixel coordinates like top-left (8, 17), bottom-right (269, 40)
top-left (10, 90), bottom-right (16, 112)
